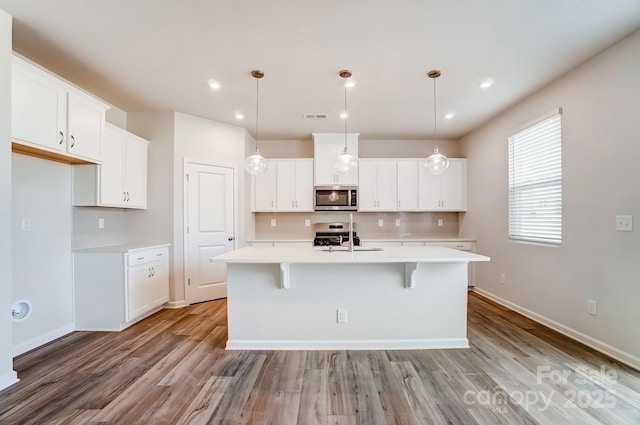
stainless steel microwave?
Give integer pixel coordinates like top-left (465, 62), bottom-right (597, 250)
top-left (314, 186), bottom-right (358, 211)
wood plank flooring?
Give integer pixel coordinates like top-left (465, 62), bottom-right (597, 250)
top-left (1, 292), bottom-right (639, 424)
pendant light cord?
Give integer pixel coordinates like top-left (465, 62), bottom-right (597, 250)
top-left (255, 76), bottom-right (260, 152)
top-left (343, 82), bottom-right (348, 152)
top-left (433, 75), bottom-right (437, 143)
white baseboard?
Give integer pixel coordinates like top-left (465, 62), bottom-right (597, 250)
top-left (226, 338), bottom-right (469, 351)
top-left (12, 323), bottom-right (75, 357)
top-left (164, 300), bottom-right (188, 309)
top-left (0, 370), bottom-right (19, 391)
top-left (472, 287), bottom-right (640, 371)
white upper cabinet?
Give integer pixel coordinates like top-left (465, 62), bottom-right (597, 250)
top-left (312, 133), bottom-right (359, 186)
top-left (252, 159), bottom-right (277, 211)
top-left (358, 160), bottom-right (398, 211)
top-left (276, 159), bottom-right (314, 211)
top-left (11, 55), bottom-right (108, 164)
top-left (253, 159), bottom-right (314, 212)
top-left (397, 160), bottom-right (420, 211)
top-left (418, 158), bottom-right (467, 211)
top-left (73, 123), bottom-right (149, 209)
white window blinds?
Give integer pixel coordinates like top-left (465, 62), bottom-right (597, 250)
top-left (508, 111), bottom-right (562, 245)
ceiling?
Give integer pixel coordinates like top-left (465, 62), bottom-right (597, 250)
top-left (1, 1), bottom-right (639, 141)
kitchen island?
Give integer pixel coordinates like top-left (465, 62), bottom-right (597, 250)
top-left (212, 245), bottom-right (489, 350)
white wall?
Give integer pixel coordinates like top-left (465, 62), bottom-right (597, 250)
top-left (460, 30), bottom-right (640, 368)
top-left (171, 112), bottom-right (248, 303)
top-left (11, 154), bottom-right (74, 355)
top-left (125, 111), bottom-right (249, 305)
top-left (0, 8), bottom-right (18, 391)
top-left (126, 111), bottom-right (177, 300)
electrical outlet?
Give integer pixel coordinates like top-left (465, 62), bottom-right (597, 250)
top-left (500, 273), bottom-right (506, 285)
top-left (21, 217), bottom-right (31, 232)
top-left (616, 215), bottom-right (633, 232)
top-left (270, 219), bottom-right (277, 227)
top-left (395, 219), bottom-right (401, 227)
top-left (588, 300), bottom-right (597, 316)
top-left (337, 308), bottom-right (348, 323)
top-left (378, 219), bottom-right (384, 227)
top-left (98, 218), bottom-right (105, 229)
top-left (437, 219), bottom-right (444, 227)
top-left (305, 219), bottom-right (311, 227)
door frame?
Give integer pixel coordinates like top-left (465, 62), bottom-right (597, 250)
top-left (182, 158), bottom-right (239, 304)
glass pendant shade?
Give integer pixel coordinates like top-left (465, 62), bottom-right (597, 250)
top-left (425, 146), bottom-right (449, 175)
top-left (244, 149), bottom-right (267, 175)
top-left (334, 148), bottom-right (358, 175)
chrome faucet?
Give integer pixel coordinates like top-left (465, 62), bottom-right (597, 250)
top-left (349, 212), bottom-right (354, 253)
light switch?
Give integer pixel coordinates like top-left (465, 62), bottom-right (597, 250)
top-left (616, 215), bottom-right (633, 232)
top-left (21, 217), bottom-right (31, 232)
top-left (98, 218), bottom-right (105, 229)
top-left (395, 219), bottom-right (401, 227)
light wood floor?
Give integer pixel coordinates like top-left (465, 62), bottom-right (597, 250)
top-left (1, 292), bottom-right (639, 425)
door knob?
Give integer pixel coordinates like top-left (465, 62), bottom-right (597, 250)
top-left (228, 237), bottom-right (235, 241)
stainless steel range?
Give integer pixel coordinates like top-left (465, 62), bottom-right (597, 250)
top-left (312, 222), bottom-right (360, 247)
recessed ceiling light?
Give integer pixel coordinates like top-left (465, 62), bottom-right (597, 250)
top-left (208, 79), bottom-right (222, 90)
top-left (445, 112), bottom-right (455, 119)
top-left (480, 78), bottom-right (494, 89)
top-left (234, 112), bottom-right (244, 120)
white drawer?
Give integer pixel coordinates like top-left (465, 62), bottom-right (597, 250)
top-left (127, 247), bottom-right (168, 267)
top-left (425, 241), bottom-right (473, 251)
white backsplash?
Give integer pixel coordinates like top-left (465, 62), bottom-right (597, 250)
top-left (253, 211), bottom-right (459, 239)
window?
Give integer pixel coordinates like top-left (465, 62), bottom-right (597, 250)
top-left (508, 109), bottom-right (562, 245)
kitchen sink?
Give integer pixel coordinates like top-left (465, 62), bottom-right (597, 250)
top-left (318, 247), bottom-right (384, 252)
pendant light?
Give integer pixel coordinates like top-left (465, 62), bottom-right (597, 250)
top-left (244, 69), bottom-right (268, 175)
top-left (425, 70), bottom-right (450, 175)
top-left (334, 69), bottom-right (358, 175)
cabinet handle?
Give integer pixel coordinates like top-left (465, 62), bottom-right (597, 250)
top-left (59, 131), bottom-right (64, 145)
top-left (156, 253), bottom-right (163, 256)
top-left (123, 192), bottom-right (127, 201)
top-left (398, 200), bottom-right (401, 208)
top-left (70, 135), bottom-right (75, 148)
top-left (228, 237), bottom-right (235, 241)
top-left (148, 267), bottom-right (152, 278)
top-left (152, 267), bottom-right (155, 277)
top-left (126, 192), bottom-right (130, 202)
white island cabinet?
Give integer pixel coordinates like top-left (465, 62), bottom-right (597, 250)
top-left (212, 245), bottom-right (489, 350)
top-left (74, 244), bottom-right (170, 331)
top-left (11, 55), bottom-right (108, 164)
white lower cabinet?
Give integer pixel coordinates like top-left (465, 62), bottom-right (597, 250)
top-left (74, 245), bottom-right (169, 330)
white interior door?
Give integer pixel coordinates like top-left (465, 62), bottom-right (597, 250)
top-left (185, 162), bottom-right (234, 304)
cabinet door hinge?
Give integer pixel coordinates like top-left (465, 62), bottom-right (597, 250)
top-left (186, 174), bottom-right (190, 182)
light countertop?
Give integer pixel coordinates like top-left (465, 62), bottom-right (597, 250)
top-left (73, 243), bottom-right (170, 253)
top-left (212, 245), bottom-right (489, 264)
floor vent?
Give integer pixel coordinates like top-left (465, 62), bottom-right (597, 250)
top-left (304, 113), bottom-right (328, 119)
